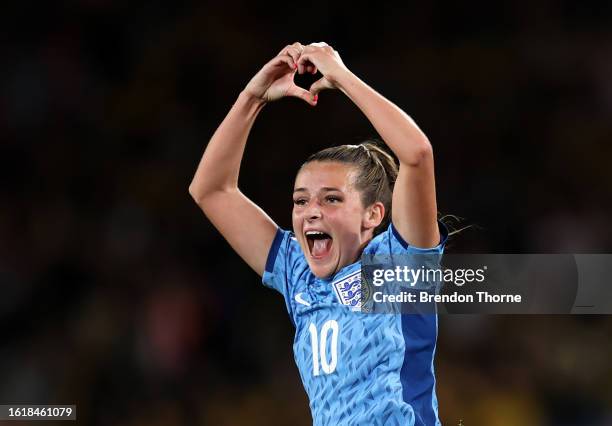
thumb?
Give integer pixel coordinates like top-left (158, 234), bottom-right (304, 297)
top-left (309, 77), bottom-right (333, 96)
top-left (286, 84), bottom-right (318, 106)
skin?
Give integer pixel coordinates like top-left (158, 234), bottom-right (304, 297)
top-left (292, 161), bottom-right (384, 278)
top-left (189, 41), bottom-right (439, 278)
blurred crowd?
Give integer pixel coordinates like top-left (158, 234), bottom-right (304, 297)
top-left (1, 1), bottom-right (612, 425)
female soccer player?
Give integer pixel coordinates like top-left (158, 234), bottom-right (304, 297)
top-left (190, 42), bottom-right (447, 426)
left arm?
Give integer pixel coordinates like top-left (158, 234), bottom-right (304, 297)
top-left (298, 43), bottom-right (440, 247)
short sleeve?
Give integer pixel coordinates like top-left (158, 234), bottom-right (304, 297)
top-left (362, 221), bottom-right (449, 297)
top-left (364, 220), bottom-right (449, 257)
top-left (262, 227), bottom-right (305, 297)
top-left (390, 220), bottom-right (449, 254)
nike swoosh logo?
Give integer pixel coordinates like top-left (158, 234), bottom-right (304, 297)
top-left (295, 292), bottom-right (311, 306)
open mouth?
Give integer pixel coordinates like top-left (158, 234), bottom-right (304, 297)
top-left (305, 231), bottom-right (333, 259)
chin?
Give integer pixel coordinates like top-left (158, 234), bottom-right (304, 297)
top-left (310, 268), bottom-right (332, 279)
top-left (307, 260), bottom-right (337, 279)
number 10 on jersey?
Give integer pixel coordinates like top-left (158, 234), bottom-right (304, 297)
top-left (308, 320), bottom-right (339, 376)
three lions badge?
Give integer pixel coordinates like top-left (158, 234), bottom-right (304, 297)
top-left (332, 270), bottom-right (371, 312)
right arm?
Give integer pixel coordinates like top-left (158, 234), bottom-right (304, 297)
top-left (189, 43), bottom-right (316, 276)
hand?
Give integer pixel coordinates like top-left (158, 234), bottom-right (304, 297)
top-left (243, 42), bottom-right (318, 106)
top-left (297, 42), bottom-right (349, 96)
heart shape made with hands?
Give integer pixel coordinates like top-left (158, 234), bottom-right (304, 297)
top-left (250, 42), bottom-right (339, 106)
top-left (285, 51), bottom-right (322, 103)
top-left (293, 69), bottom-right (321, 96)
top-left (285, 42), bottom-right (340, 104)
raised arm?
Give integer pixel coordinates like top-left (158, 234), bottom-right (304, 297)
top-left (298, 43), bottom-right (440, 248)
top-left (189, 43), bottom-right (317, 276)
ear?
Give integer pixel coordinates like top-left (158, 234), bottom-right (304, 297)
top-left (362, 201), bottom-right (385, 231)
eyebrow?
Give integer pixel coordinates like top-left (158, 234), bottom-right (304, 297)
top-left (293, 187), bottom-right (343, 193)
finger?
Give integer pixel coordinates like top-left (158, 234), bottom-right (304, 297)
top-left (285, 47), bottom-right (302, 67)
top-left (286, 84), bottom-right (318, 106)
top-left (306, 42), bottom-right (334, 56)
top-left (291, 42), bottom-right (305, 55)
top-left (304, 64), bottom-right (316, 74)
top-left (298, 61), bottom-right (314, 74)
top-left (269, 54), bottom-right (296, 71)
top-left (309, 78), bottom-right (332, 96)
top-left (276, 44), bottom-right (294, 55)
top-left (297, 53), bottom-right (313, 67)
top-left (297, 55), bottom-right (312, 74)
top-left (278, 42), bottom-right (304, 53)
top-left (297, 54), bottom-right (319, 76)
top-left (277, 44), bottom-right (302, 68)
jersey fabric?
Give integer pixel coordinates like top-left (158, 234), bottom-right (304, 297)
top-left (262, 221), bottom-right (449, 426)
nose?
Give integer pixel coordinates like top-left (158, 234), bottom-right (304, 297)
top-left (305, 201), bottom-right (322, 221)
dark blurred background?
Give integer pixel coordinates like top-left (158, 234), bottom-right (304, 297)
top-left (1, 1), bottom-right (612, 425)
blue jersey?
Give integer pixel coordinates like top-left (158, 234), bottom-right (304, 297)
top-left (262, 221), bottom-right (448, 426)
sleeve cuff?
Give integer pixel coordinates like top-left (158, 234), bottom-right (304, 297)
top-left (264, 227), bottom-right (285, 274)
top-left (391, 220), bottom-right (449, 251)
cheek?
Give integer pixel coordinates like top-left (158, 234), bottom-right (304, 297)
top-left (291, 209), bottom-right (300, 227)
top-left (346, 202), bottom-right (366, 222)
top-left (328, 206), bottom-right (364, 234)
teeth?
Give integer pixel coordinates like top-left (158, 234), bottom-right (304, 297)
top-left (306, 231), bottom-right (325, 236)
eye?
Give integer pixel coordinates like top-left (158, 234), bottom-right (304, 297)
top-left (325, 196), bottom-right (342, 204)
top-left (293, 198), bottom-right (307, 206)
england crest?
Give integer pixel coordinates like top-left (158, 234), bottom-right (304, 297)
top-left (332, 270), bottom-right (366, 310)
